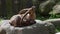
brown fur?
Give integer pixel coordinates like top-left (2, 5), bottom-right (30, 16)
top-left (9, 6), bottom-right (36, 27)
top-left (9, 14), bottom-right (21, 27)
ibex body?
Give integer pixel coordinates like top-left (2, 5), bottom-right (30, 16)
top-left (9, 6), bottom-right (36, 27)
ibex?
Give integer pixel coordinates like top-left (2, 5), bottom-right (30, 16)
top-left (9, 6), bottom-right (36, 27)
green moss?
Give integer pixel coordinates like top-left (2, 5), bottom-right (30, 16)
top-left (56, 28), bottom-right (60, 32)
top-left (0, 18), bottom-right (3, 24)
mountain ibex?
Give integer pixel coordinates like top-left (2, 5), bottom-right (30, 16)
top-left (9, 6), bottom-right (36, 27)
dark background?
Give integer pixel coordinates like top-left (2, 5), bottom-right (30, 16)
top-left (0, 0), bottom-right (59, 20)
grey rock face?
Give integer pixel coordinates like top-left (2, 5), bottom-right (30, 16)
top-left (44, 18), bottom-right (60, 28)
top-left (56, 32), bottom-right (60, 34)
top-left (0, 28), bottom-right (6, 34)
top-left (49, 4), bottom-right (60, 14)
top-left (0, 20), bottom-right (55, 34)
top-left (39, 0), bottom-right (55, 16)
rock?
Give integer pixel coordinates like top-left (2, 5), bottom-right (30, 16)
top-left (39, 0), bottom-right (55, 16)
top-left (49, 3), bottom-right (60, 14)
top-left (56, 32), bottom-right (60, 34)
top-left (44, 18), bottom-right (60, 28)
top-left (0, 20), bottom-right (55, 34)
top-left (0, 27), bottom-right (6, 34)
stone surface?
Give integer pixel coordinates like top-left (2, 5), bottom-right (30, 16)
top-left (56, 32), bottom-right (60, 34)
top-left (44, 18), bottom-right (60, 28)
top-left (0, 20), bottom-right (55, 34)
top-left (49, 4), bottom-right (60, 14)
top-left (39, 0), bottom-right (55, 16)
